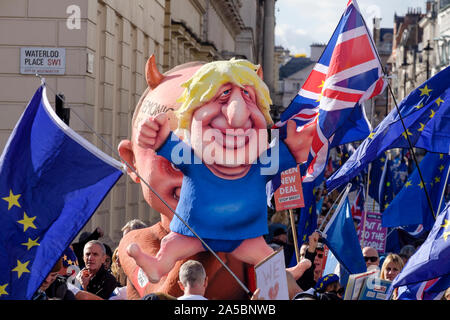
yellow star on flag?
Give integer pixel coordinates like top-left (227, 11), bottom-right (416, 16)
top-left (439, 165), bottom-right (445, 172)
top-left (414, 103), bottom-right (424, 110)
top-left (418, 181), bottom-right (425, 189)
top-left (315, 93), bottom-right (322, 102)
top-left (0, 283), bottom-right (8, 297)
top-left (2, 190), bottom-right (21, 210)
top-left (368, 132), bottom-right (376, 139)
top-left (402, 129), bottom-right (413, 139)
top-left (444, 231), bottom-right (450, 241)
top-left (435, 97), bottom-right (444, 106)
top-left (17, 212), bottom-right (37, 232)
top-left (441, 219), bottom-right (450, 229)
top-left (435, 176), bottom-right (441, 183)
top-left (12, 260), bottom-right (30, 279)
top-left (405, 180), bottom-right (412, 188)
top-left (417, 122), bottom-right (425, 132)
top-left (21, 237), bottom-right (40, 250)
top-left (429, 109), bottom-right (436, 119)
top-left (419, 85), bottom-right (432, 96)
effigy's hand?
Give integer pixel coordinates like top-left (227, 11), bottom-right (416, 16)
top-left (137, 113), bottom-right (170, 151)
top-left (284, 120), bottom-right (316, 164)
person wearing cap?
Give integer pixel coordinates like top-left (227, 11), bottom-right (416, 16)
top-left (314, 273), bottom-right (344, 300)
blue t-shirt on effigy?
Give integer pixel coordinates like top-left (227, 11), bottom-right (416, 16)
top-left (157, 132), bottom-right (297, 245)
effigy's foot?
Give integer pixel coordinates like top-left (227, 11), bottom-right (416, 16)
top-left (126, 243), bottom-right (162, 283)
top-left (286, 258), bottom-right (312, 280)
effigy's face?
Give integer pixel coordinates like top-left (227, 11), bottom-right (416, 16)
top-left (189, 82), bottom-right (268, 179)
top-left (132, 65), bottom-right (202, 218)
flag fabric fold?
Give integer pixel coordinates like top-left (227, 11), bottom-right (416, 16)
top-left (382, 153), bottom-right (450, 230)
top-left (0, 85), bottom-right (123, 300)
top-left (322, 192), bottom-right (366, 275)
top-left (391, 201), bottom-right (450, 289)
top-left (327, 65), bottom-right (450, 192)
top-left (397, 275), bottom-right (450, 300)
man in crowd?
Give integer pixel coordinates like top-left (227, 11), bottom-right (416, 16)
top-left (76, 240), bottom-right (118, 299)
top-left (177, 260), bottom-right (208, 300)
top-left (362, 246), bottom-right (380, 270)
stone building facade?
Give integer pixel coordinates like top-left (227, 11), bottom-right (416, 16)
top-left (0, 0), bottom-right (276, 247)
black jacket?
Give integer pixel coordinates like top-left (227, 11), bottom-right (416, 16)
top-left (296, 250), bottom-right (317, 291)
top-left (85, 267), bottom-right (118, 299)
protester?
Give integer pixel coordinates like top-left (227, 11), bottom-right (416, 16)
top-left (76, 240), bottom-right (119, 299)
top-left (72, 227), bottom-right (104, 269)
top-left (293, 273), bottom-right (343, 300)
top-left (297, 232), bottom-right (320, 290)
top-left (314, 273), bottom-right (344, 299)
top-left (109, 247), bottom-right (128, 300)
top-left (103, 243), bottom-right (113, 272)
top-left (177, 260), bottom-right (208, 300)
top-left (399, 244), bottom-right (416, 265)
top-left (380, 253), bottom-right (404, 282)
top-left (121, 219), bottom-right (148, 237)
top-left (362, 246), bottom-right (380, 270)
top-left (111, 247), bottom-right (127, 287)
top-left (33, 256), bottom-right (103, 300)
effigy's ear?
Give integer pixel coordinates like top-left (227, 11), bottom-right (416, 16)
top-left (256, 65), bottom-right (264, 80)
top-left (145, 54), bottom-right (164, 89)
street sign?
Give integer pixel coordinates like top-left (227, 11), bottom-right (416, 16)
top-left (20, 47), bottom-right (65, 75)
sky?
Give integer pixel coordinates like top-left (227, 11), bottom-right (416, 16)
top-left (275, 0), bottom-right (427, 55)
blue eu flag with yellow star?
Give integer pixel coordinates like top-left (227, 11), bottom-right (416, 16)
top-left (327, 65), bottom-right (450, 192)
top-left (390, 201), bottom-right (450, 289)
top-left (382, 153), bottom-right (450, 231)
top-left (0, 86), bottom-right (123, 299)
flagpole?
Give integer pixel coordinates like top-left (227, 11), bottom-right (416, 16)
top-left (437, 164), bottom-right (450, 215)
top-left (289, 209), bottom-right (301, 263)
top-left (359, 14), bottom-right (436, 221)
top-left (38, 76), bottom-right (251, 296)
top-left (318, 185), bottom-right (349, 232)
top-left (321, 183), bottom-right (352, 235)
top-left (361, 163), bottom-right (371, 247)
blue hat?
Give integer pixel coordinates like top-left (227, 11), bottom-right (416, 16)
top-left (62, 246), bottom-right (78, 268)
top-left (315, 273), bottom-right (339, 293)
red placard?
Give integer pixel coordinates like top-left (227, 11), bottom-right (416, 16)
top-left (274, 165), bottom-right (304, 211)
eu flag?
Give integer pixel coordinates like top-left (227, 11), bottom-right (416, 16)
top-left (322, 193), bottom-right (366, 275)
top-left (382, 153), bottom-right (450, 231)
top-left (391, 201), bottom-right (450, 289)
top-left (327, 65), bottom-right (450, 192)
top-left (0, 86), bottom-right (123, 299)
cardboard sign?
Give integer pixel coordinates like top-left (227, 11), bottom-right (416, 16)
top-left (274, 165), bottom-right (304, 211)
top-left (254, 248), bottom-right (289, 300)
top-left (20, 47), bottom-right (66, 75)
top-left (357, 211), bottom-right (387, 253)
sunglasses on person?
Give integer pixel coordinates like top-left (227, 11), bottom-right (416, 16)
top-left (364, 256), bottom-right (378, 263)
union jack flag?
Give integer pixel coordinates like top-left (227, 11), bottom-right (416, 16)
top-left (274, 0), bottom-right (386, 183)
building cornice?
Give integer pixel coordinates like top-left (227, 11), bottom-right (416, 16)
top-left (210, 0), bottom-right (245, 36)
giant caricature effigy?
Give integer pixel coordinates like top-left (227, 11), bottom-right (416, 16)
top-left (118, 57), bottom-right (249, 299)
top-left (118, 56), bottom-right (316, 299)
